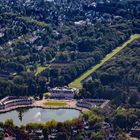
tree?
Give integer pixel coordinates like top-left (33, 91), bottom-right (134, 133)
top-left (57, 132), bottom-right (67, 140)
top-left (129, 92), bottom-right (140, 105)
top-left (75, 134), bottom-right (85, 140)
top-left (0, 131), bottom-right (4, 140)
top-left (114, 113), bottom-right (127, 129)
top-left (43, 129), bottom-right (49, 140)
top-left (5, 119), bottom-right (14, 128)
top-left (44, 93), bottom-right (51, 99)
top-left (91, 131), bottom-right (104, 140)
top-left (88, 114), bottom-right (102, 128)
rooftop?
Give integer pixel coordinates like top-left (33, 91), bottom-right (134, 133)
top-left (49, 86), bottom-right (77, 92)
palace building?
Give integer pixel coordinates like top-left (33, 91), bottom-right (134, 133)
top-left (48, 86), bottom-right (77, 99)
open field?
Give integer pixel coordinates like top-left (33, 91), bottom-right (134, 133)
top-left (35, 64), bottom-right (49, 76)
top-left (69, 34), bottom-right (140, 89)
top-left (43, 102), bottom-right (67, 106)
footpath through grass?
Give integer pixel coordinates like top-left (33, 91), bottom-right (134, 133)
top-left (69, 34), bottom-right (140, 89)
top-left (43, 102), bottom-right (67, 107)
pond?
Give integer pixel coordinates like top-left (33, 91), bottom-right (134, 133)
top-left (0, 108), bottom-right (80, 126)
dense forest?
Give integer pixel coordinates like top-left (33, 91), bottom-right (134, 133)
top-left (77, 38), bottom-right (140, 139)
top-left (0, 0), bottom-right (140, 98)
top-left (79, 38), bottom-right (140, 107)
top-left (0, 0), bottom-right (140, 139)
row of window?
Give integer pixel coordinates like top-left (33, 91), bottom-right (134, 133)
top-left (0, 99), bottom-right (32, 110)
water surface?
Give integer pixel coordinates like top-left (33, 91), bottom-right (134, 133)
top-left (0, 108), bottom-right (80, 126)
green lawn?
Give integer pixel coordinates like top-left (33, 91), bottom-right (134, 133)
top-left (69, 34), bottom-right (140, 89)
top-left (43, 102), bottom-right (67, 106)
top-left (35, 64), bottom-right (48, 76)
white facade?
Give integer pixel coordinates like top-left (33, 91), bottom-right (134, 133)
top-left (0, 96), bottom-right (33, 110)
top-left (77, 99), bottom-right (110, 109)
top-left (48, 87), bottom-right (77, 99)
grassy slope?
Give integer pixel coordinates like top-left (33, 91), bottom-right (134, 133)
top-left (69, 34), bottom-right (140, 89)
